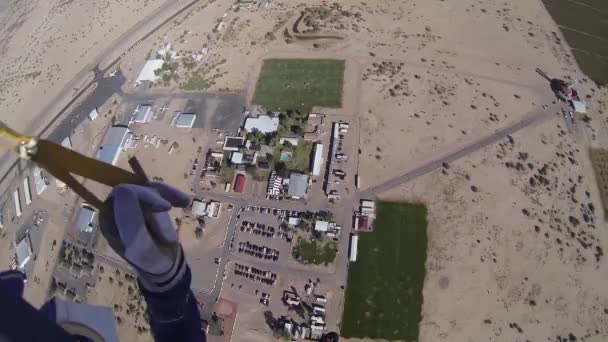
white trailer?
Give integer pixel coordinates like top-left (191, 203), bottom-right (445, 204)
top-left (286, 298), bottom-right (301, 306)
top-left (312, 304), bottom-right (325, 313)
top-left (23, 177), bottom-right (32, 205)
top-left (315, 295), bottom-right (327, 303)
top-left (311, 315), bottom-right (325, 324)
top-left (349, 235), bottom-right (359, 262)
top-left (13, 190), bottom-right (22, 217)
top-left (311, 323), bottom-right (326, 331)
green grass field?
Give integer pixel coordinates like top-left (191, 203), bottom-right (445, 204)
top-left (253, 59), bottom-right (345, 112)
top-left (341, 202), bottom-right (428, 341)
top-left (292, 238), bottom-right (337, 266)
top-left (273, 139), bottom-right (313, 173)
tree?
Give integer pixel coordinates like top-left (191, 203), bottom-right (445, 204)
top-left (317, 210), bottom-right (333, 220)
top-left (296, 220), bottom-right (308, 231)
top-left (264, 132), bottom-right (276, 145)
top-left (197, 216), bottom-right (206, 227)
top-left (266, 153), bottom-right (274, 163)
top-left (274, 161), bottom-right (289, 178)
top-left (290, 125), bottom-right (303, 135)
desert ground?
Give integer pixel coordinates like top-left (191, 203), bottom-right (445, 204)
top-left (121, 0), bottom-right (608, 340)
top-left (0, 0), bottom-right (170, 134)
top-left (1, 0), bottom-right (607, 341)
top-left (87, 262), bottom-right (152, 342)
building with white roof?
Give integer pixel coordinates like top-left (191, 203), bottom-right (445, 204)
top-left (192, 200), bottom-right (207, 217)
top-left (135, 59), bottom-right (164, 85)
top-left (131, 105), bottom-right (152, 124)
top-left (243, 115), bottom-right (279, 133)
top-left (230, 151), bottom-right (257, 165)
top-left (288, 217), bottom-right (301, 226)
top-left (13, 189), bottom-right (21, 217)
top-left (15, 235), bottom-right (32, 270)
top-left (206, 201), bottom-right (221, 218)
top-left (96, 125), bottom-right (131, 165)
top-left (23, 177), bottom-right (32, 205)
top-left (76, 205), bottom-right (96, 233)
top-left (175, 113), bottom-right (196, 128)
top-left (61, 136), bottom-right (72, 149)
top-left (88, 108), bottom-right (99, 121)
top-left (192, 199), bottom-right (221, 218)
top-left (314, 220), bottom-right (330, 232)
top-left (279, 136), bottom-right (299, 146)
top-left (311, 143), bottom-right (324, 176)
top-left (349, 234), bottom-right (358, 262)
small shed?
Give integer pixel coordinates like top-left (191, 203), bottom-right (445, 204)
top-left (314, 220), bottom-right (329, 232)
top-left (76, 206), bottom-right (96, 233)
top-left (175, 113), bottom-right (196, 128)
top-left (131, 105), bottom-right (152, 124)
top-left (234, 174), bottom-right (246, 193)
top-left (88, 108), bottom-right (99, 121)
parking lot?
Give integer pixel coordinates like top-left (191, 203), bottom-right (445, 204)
top-left (230, 205), bottom-right (293, 268)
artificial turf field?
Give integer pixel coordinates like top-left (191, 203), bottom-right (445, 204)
top-left (341, 202), bottom-right (428, 341)
top-left (252, 59), bottom-right (345, 112)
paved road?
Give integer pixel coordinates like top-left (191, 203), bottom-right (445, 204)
top-left (357, 105), bottom-right (558, 200)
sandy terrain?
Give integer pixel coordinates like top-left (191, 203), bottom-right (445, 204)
top-left (0, 0), bottom-right (169, 134)
top-left (382, 113), bottom-right (608, 341)
top-left (170, 1), bottom-right (606, 340)
top-left (1, 0), bottom-right (607, 340)
top-left (87, 263), bottom-right (152, 342)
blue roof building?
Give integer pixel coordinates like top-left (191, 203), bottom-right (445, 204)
top-left (76, 205), bottom-right (96, 233)
top-left (96, 125), bottom-right (131, 165)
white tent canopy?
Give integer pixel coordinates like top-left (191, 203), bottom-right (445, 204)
top-left (135, 59), bottom-right (164, 85)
